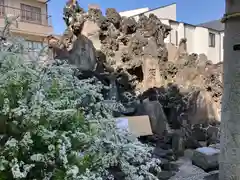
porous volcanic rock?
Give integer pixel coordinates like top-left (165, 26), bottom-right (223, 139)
top-left (48, 1), bottom-right (223, 157)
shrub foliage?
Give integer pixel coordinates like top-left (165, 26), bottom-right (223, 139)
top-left (0, 20), bottom-right (161, 180)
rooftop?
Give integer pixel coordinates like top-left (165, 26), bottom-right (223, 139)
top-left (198, 20), bottom-right (224, 32)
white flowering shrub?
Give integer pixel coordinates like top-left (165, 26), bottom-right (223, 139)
top-left (0, 46), bottom-right (161, 179)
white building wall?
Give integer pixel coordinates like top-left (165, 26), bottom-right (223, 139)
top-left (220, 32), bottom-right (224, 62)
top-left (143, 4), bottom-right (176, 21)
top-left (184, 25), bottom-right (195, 53)
top-left (169, 22), bottom-right (178, 45)
top-left (119, 3), bottom-right (176, 21)
top-left (161, 19), bottom-right (171, 43)
top-left (193, 27), bottom-right (209, 56)
top-left (162, 19), bottom-right (223, 63)
top-left (168, 21), bottom-right (184, 46)
top-left (178, 23), bottom-right (185, 43)
top-left (208, 30), bottom-right (221, 64)
top-left (119, 7), bottom-right (149, 17)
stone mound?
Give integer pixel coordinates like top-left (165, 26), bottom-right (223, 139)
top-left (47, 2), bottom-right (223, 171)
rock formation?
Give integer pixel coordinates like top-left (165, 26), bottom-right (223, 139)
top-left (48, 1), bottom-right (223, 157)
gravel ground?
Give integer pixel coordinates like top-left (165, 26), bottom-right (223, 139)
top-left (169, 157), bottom-right (208, 180)
top-left (169, 149), bottom-right (218, 180)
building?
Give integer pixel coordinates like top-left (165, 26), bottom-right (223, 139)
top-left (119, 3), bottom-right (224, 64)
top-left (119, 3), bottom-right (177, 21)
top-left (119, 7), bottom-right (150, 18)
top-left (197, 20), bottom-right (224, 62)
top-left (162, 19), bottom-right (224, 64)
top-left (0, 0), bottom-right (53, 51)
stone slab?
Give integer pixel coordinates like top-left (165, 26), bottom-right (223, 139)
top-left (191, 147), bottom-right (220, 172)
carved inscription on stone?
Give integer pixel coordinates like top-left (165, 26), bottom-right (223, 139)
top-left (148, 68), bottom-right (156, 81)
top-left (143, 57), bottom-right (161, 90)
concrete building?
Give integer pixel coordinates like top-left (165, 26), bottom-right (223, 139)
top-left (163, 19), bottom-right (224, 63)
top-left (119, 3), bottom-right (224, 63)
top-left (0, 0), bottom-right (53, 51)
top-left (119, 7), bottom-right (150, 18)
top-left (119, 3), bottom-right (177, 21)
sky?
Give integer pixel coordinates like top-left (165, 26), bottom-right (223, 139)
top-left (48, 0), bottom-right (225, 35)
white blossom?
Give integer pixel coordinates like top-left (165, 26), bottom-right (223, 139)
top-left (0, 37), bottom-right (161, 179)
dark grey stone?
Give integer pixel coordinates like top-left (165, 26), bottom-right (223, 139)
top-left (192, 147), bottom-right (220, 172)
top-left (171, 130), bottom-right (185, 157)
top-left (161, 161), bottom-right (179, 172)
top-left (185, 136), bottom-right (202, 149)
top-left (206, 126), bottom-right (220, 145)
top-left (204, 171), bottom-right (219, 180)
top-left (135, 99), bottom-right (168, 136)
top-left (153, 148), bottom-right (173, 158)
top-left (157, 171), bottom-right (175, 180)
top-left (192, 125), bottom-right (207, 141)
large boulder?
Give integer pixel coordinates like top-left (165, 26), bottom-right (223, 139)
top-left (136, 99), bottom-right (169, 136)
top-left (174, 67), bottom-right (204, 90)
top-left (187, 90), bottom-right (220, 125)
top-left (68, 34), bottom-right (97, 71)
top-left (196, 53), bottom-right (209, 70)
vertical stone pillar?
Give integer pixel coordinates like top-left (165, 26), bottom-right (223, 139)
top-left (142, 56), bottom-right (162, 91)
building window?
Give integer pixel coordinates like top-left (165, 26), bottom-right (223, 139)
top-left (20, 4), bottom-right (42, 24)
top-left (25, 40), bottom-right (43, 51)
top-left (176, 30), bottom-right (178, 46)
top-left (169, 32), bottom-right (171, 44)
top-left (0, 0), bottom-right (4, 16)
top-left (209, 32), bottom-right (215, 47)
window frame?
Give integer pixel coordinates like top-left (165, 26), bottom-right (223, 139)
top-left (176, 30), bottom-right (178, 46)
top-left (0, 0), bottom-right (5, 16)
top-left (20, 3), bottom-right (42, 24)
top-left (209, 32), bottom-right (216, 48)
top-left (25, 40), bottom-right (43, 51)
